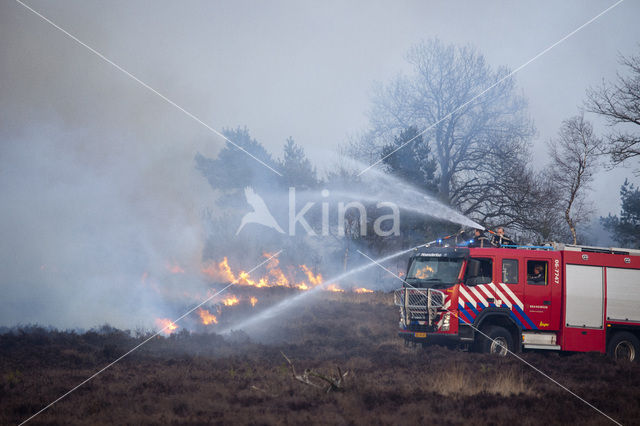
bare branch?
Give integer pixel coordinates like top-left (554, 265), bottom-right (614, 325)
top-left (586, 50), bottom-right (640, 170)
top-left (281, 351), bottom-right (322, 389)
top-left (281, 352), bottom-right (348, 393)
top-left (547, 114), bottom-right (603, 243)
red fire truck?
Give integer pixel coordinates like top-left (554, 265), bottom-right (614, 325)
top-left (394, 243), bottom-right (640, 361)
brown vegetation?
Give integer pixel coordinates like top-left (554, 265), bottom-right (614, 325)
top-left (1, 291), bottom-right (639, 425)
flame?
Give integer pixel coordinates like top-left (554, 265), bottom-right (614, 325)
top-left (201, 256), bottom-right (324, 291)
top-left (202, 257), bottom-right (235, 282)
top-left (263, 252), bottom-right (279, 267)
top-left (198, 308), bottom-right (218, 325)
top-left (166, 261), bottom-right (185, 274)
top-left (155, 318), bottom-right (178, 335)
top-left (300, 264), bottom-right (323, 286)
top-left (269, 269), bottom-right (289, 287)
top-left (326, 283), bottom-right (344, 293)
top-left (222, 295), bottom-right (239, 306)
top-left (201, 252), bottom-right (332, 294)
top-left (415, 265), bottom-right (435, 279)
top-left (250, 297), bottom-right (258, 307)
top-left (354, 287), bottom-right (374, 293)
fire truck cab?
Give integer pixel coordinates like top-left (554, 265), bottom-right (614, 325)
top-left (394, 243), bottom-right (640, 361)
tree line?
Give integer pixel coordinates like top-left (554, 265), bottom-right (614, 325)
top-left (196, 38), bottom-right (640, 266)
top-left (351, 38), bottom-right (640, 247)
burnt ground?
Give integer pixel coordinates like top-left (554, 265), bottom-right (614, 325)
top-left (1, 292), bottom-right (639, 425)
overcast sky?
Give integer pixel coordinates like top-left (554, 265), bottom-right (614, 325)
top-left (3, 0), bottom-right (640, 212)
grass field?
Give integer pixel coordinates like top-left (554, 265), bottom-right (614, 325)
top-left (1, 291), bottom-right (639, 425)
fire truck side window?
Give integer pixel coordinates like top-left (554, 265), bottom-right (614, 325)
top-left (502, 259), bottom-right (518, 284)
top-left (464, 258), bottom-right (493, 286)
top-left (527, 260), bottom-right (548, 285)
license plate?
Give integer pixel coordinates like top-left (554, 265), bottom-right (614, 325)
top-left (414, 332), bottom-right (427, 338)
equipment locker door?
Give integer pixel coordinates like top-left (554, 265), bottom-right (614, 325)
top-left (562, 264), bottom-right (606, 352)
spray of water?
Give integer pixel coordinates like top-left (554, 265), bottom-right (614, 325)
top-left (341, 159), bottom-right (483, 229)
top-left (331, 189), bottom-right (480, 229)
top-left (221, 160), bottom-right (483, 334)
top-left (251, 156), bottom-right (482, 232)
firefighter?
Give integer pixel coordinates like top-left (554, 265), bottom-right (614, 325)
top-left (468, 228), bottom-right (490, 247)
top-left (527, 264), bottom-right (545, 284)
top-left (490, 227), bottom-right (515, 247)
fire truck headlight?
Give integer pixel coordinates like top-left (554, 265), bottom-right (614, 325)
top-left (441, 313), bottom-right (450, 331)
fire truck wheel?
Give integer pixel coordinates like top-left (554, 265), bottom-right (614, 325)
top-left (608, 332), bottom-right (640, 362)
top-left (477, 326), bottom-right (514, 356)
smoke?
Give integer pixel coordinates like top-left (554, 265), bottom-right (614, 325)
top-left (0, 119), bottom-right (218, 329)
top-left (0, 2), bottom-right (223, 329)
top-left (0, 1), bottom-right (482, 331)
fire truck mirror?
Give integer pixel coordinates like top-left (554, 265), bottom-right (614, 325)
top-left (464, 258), bottom-right (493, 286)
top-left (467, 259), bottom-right (480, 277)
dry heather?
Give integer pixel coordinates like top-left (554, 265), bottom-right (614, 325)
top-left (1, 291), bottom-right (639, 425)
top-left (428, 362), bottom-right (534, 397)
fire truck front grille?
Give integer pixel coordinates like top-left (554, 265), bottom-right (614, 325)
top-left (394, 288), bottom-right (446, 326)
top-left (402, 309), bottom-right (427, 321)
top-left (428, 291), bottom-right (445, 308)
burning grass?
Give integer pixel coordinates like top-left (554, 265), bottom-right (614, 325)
top-left (199, 254), bottom-right (369, 293)
top-left (2, 291), bottom-right (639, 425)
top-left (142, 255), bottom-right (379, 338)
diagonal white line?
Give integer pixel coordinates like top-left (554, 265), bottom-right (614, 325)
top-left (477, 284), bottom-right (494, 300)
top-left (499, 282), bottom-right (524, 310)
top-left (489, 282), bottom-right (512, 309)
top-left (468, 285), bottom-right (489, 307)
top-left (19, 250), bottom-right (283, 425)
top-left (358, 0), bottom-right (625, 176)
top-left (458, 286), bottom-right (477, 308)
top-left (14, 0), bottom-right (283, 177)
top-left (356, 249), bottom-right (622, 426)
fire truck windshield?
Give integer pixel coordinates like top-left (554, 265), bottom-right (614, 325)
top-left (405, 256), bottom-right (463, 288)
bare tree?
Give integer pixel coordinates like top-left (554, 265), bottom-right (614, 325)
top-left (484, 164), bottom-right (569, 244)
top-left (518, 177), bottom-right (572, 244)
top-left (354, 39), bottom-right (534, 222)
top-left (587, 51), bottom-right (640, 172)
top-left (547, 115), bottom-right (603, 244)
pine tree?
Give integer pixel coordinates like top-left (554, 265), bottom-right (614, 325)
top-left (195, 126), bottom-right (277, 191)
top-left (601, 180), bottom-right (640, 248)
top-left (381, 126), bottom-right (438, 193)
top-left (279, 137), bottom-right (317, 189)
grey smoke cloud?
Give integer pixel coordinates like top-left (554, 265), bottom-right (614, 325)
top-left (1, 0), bottom-right (639, 329)
top-left (1, 1), bottom-right (221, 328)
top-left (0, 120), bottom-right (214, 328)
